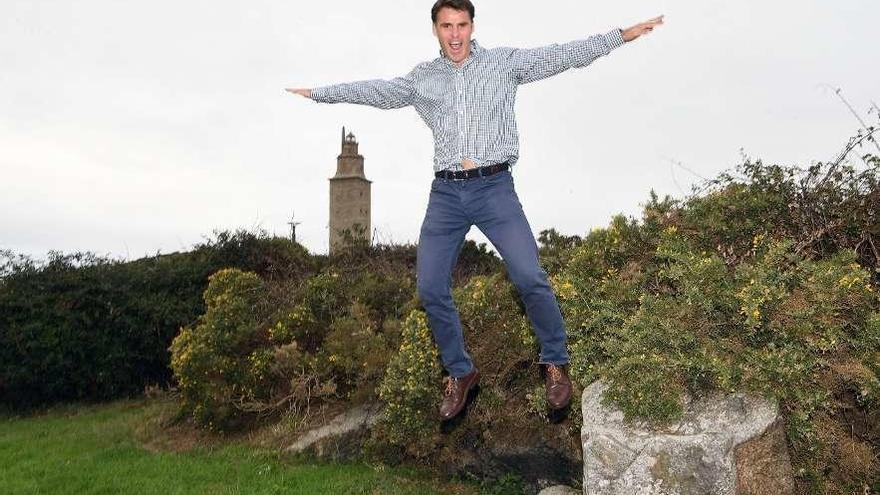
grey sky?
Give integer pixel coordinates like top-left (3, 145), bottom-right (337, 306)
top-left (1, 0), bottom-right (878, 260)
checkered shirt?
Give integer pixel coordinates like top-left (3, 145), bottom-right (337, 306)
top-left (310, 29), bottom-right (625, 173)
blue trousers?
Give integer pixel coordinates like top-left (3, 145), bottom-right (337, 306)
top-left (416, 169), bottom-right (570, 378)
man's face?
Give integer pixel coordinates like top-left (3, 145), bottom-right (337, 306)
top-left (432, 7), bottom-right (473, 66)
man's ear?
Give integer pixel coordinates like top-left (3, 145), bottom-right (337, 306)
top-left (432, 22), bottom-right (438, 38)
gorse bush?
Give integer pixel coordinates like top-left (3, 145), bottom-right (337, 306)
top-left (301, 270), bottom-right (349, 331)
top-left (367, 272), bottom-right (578, 477)
top-left (318, 301), bottom-right (395, 401)
top-left (164, 239), bottom-right (497, 431)
top-left (453, 273), bottom-right (538, 381)
top-left (169, 269), bottom-right (272, 430)
top-left (556, 152), bottom-right (880, 493)
top-left (373, 310), bottom-right (441, 458)
top-left (680, 157), bottom-right (880, 275)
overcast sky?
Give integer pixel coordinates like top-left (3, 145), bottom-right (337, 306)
top-left (2, 0), bottom-right (878, 260)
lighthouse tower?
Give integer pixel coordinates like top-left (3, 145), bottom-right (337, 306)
top-left (328, 127), bottom-right (371, 254)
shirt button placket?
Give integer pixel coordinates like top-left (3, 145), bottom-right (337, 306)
top-left (456, 71), bottom-right (465, 165)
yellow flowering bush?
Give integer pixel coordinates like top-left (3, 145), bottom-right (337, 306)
top-left (734, 239), bottom-right (797, 332)
top-left (373, 310), bottom-right (441, 457)
top-left (319, 301), bottom-right (394, 400)
top-left (268, 302), bottom-right (319, 349)
top-left (558, 177), bottom-right (880, 493)
top-left (452, 273), bottom-right (537, 376)
top-left (169, 268), bottom-right (270, 430)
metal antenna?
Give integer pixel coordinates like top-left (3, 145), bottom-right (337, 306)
top-left (287, 211), bottom-right (302, 242)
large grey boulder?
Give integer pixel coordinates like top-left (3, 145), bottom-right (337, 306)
top-left (581, 381), bottom-right (795, 495)
top-left (285, 403), bottom-right (382, 461)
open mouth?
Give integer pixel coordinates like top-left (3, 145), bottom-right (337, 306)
top-left (449, 41), bottom-right (462, 51)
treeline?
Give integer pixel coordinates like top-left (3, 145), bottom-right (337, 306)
top-left (0, 231), bottom-right (315, 407)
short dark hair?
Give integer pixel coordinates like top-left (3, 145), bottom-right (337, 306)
top-left (431, 0), bottom-right (475, 23)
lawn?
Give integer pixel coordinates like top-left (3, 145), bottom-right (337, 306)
top-left (0, 397), bottom-right (480, 495)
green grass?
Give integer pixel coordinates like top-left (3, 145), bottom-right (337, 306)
top-left (0, 398), bottom-right (477, 495)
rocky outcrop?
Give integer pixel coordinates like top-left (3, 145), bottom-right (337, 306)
top-left (284, 403), bottom-right (381, 461)
top-left (581, 381), bottom-right (795, 495)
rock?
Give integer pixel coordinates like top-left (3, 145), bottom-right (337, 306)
top-left (285, 403), bottom-right (381, 461)
top-left (538, 485), bottom-right (580, 495)
top-left (581, 381), bottom-right (795, 495)
top-left (734, 420), bottom-right (797, 495)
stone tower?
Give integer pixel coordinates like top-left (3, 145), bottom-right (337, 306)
top-left (328, 127), bottom-right (371, 254)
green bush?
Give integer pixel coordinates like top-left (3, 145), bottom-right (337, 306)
top-left (351, 271), bottom-right (415, 324)
top-left (269, 302), bottom-right (321, 348)
top-left (558, 168), bottom-right (880, 492)
top-left (319, 302), bottom-right (394, 400)
top-left (167, 242), bottom-right (428, 429)
top-left (680, 158), bottom-right (880, 275)
top-left (537, 228), bottom-right (583, 277)
top-left (169, 268), bottom-right (271, 430)
top-left (373, 310), bottom-right (441, 457)
top-left (367, 270), bottom-right (584, 481)
top-left (0, 230), bottom-right (313, 408)
top-left (453, 273), bottom-right (538, 378)
top-left (301, 270), bottom-right (349, 329)
top-left (0, 250), bottom-right (217, 406)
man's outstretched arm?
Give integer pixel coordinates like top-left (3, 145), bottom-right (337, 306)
top-left (508, 15), bottom-right (664, 85)
top-left (285, 72), bottom-right (415, 110)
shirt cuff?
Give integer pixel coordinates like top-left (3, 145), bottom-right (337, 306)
top-left (605, 28), bottom-right (626, 50)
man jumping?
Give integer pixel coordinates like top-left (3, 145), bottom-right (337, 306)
top-left (287, 0), bottom-right (663, 420)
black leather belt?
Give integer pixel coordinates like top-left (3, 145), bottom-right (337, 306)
top-left (435, 162), bottom-right (509, 180)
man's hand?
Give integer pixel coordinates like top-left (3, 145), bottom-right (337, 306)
top-left (622, 16), bottom-right (664, 42)
top-left (285, 88), bottom-right (312, 99)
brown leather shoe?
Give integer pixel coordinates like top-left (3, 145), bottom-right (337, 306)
top-left (544, 364), bottom-right (572, 410)
top-left (439, 368), bottom-right (480, 421)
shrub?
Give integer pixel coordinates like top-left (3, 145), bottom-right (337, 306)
top-left (301, 270), bottom-right (349, 328)
top-left (537, 228), bottom-right (583, 277)
top-left (196, 229), bottom-right (314, 281)
top-left (268, 302), bottom-right (320, 348)
top-left (453, 273), bottom-right (538, 380)
top-left (350, 271), bottom-right (415, 323)
top-left (373, 310), bottom-right (441, 457)
top-left (319, 302), bottom-right (394, 401)
top-left (169, 268), bottom-right (270, 430)
top-left (559, 188), bottom-right (880, 492)
top-left (680, 158), bottom-right (880, 275)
